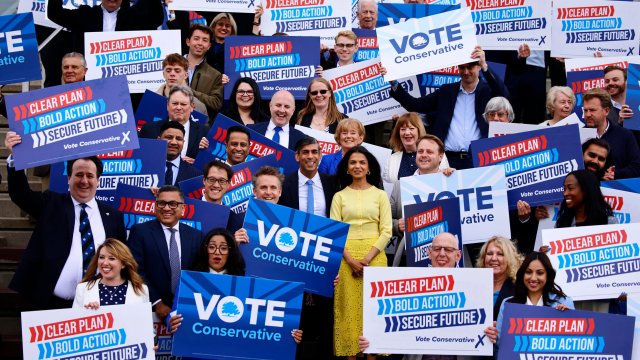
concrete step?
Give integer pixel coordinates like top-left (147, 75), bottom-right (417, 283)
top-left (0, 195), bottom-right (25, 218)
top-left (0, 272), bottom-right (14, 289)
top-left (0, 231), bottom-right (33, 248)
top-left (0, 217), bottom-right (36, 230)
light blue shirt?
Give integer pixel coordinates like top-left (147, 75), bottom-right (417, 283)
top-left (444, 85), bottom-right (481, 152)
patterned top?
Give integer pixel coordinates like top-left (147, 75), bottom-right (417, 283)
top-left (99, 282), bottom-right (128, 306)
top-left (398, 151), bottom-right (417, 179)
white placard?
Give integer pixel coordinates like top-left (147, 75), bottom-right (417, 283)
top-left (363, 267), bottom-right (493, 355)
top-left (488, 120), bottom-right (597, 144)
top-left (21, 302), bottom-right (154, 359)
top-left (84, 30), bottom-right (181, 93)
top-left (542, 223), bottom-right (640, 301)
top-left (377, 8), bottom-right (477, 81)
top-left (168, 0), bottom-right (257, 13)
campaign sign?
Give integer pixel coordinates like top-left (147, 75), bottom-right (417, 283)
top-left (241, 199), bottom-right (349, 297)
top-left (6, 76), bottom-right (139, 170)
top-left (135, 90), bottom-right (207, 131)
top-left (399, 165), bottom-right (511, 244)
top-left (20, 0), bottom-right (99, 29)
top-left (376, 2), bottom-right (462, 28)
top-left (551, 0), bottom-right (640, 58)
top-left (224, 36), bottom-right (319, 100)
top-left (464, 0), bottom-right (551, 50)
top-left (497, 302), bottom-right (635, 360)
top-left (115, 183), bottom-right (230, 233)
top-left (626, 63), bottom-right (640, 130)
top-left (629, 294), bottom-right (640, 360)
top-left (542, 223), bottom-right (640, 301)
top-left (261, 0), bottom-right (350, 46)
top-left (0, 13), bottom-right (41, 85)
top-left (565, 55), bottom-right (640, 72)
top-left (403, 197), bottom-right (463, 267)
top-left (363, 267), bottom-right (493, 355)
top-left (470, 125), bottom-right (584, 209)
top-left (152, 313), bottom-right (178, 359)
top-left (416, 61), bottom-right (505, 96)
top-left (84, 30), bottom-right (181, 93)
top-left (567, 69), bottom-right (607, 120)
top-left (172, 271), bottom-right (303, 359)
top-left (21, 302), bottom-right (154, 360)
top-left (196, 114), bottom-right (298, 175)
top-left (488, 120), bottom-right (598, 144)
top-left (323, 59), bottom-right (421, 125)
top-left (377, 8), bottom-right (477, 81)
top-left (49, 138), bottom-right (166, 207)
top-left (182, 154), bottom-right (279, 218)
top-left (168, 0), bottom-right (256, 12)
top-left (353, 29), bottom-right (379, 62)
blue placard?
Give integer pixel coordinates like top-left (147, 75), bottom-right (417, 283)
top-left (48, 138), bottom-right (167, 207)
top-left (566, 69), bottom-right (604, 121)
top-left (416, 61), bottom-right (505, 96)
top-left (602, 177), bottom-right (640, 193)
top-left (470, 124), bottom-right (584, 209)
top-left (403, 197), bottom-right (463, 267)
top-left (196, 114), bottom-right (299, 175)
top-left (376, 2), bottom-right (461, 27)
top-left (224, 36), bottom-right (319, 100)
top-left (115, 183), bottom-right (229, 233)
top-left (134, 90), bottom-right (207, 131)
top-left (172, 271), bottom-right (303, 360)
top-left (241, 198), bottom-right (349, 297)
top-left (6, 76), bottom-right (139, 170)
top-left (497, 302), bottom-right (634, 360)
top-left (625, 63), bottom-right (640, 130)
top-left (0, 13), bottom-right (41, 85)
top-left (353, 29), bottom-right (379, 62)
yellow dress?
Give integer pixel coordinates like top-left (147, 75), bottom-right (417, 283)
top-left (330, 186), bottom-right (392, 356)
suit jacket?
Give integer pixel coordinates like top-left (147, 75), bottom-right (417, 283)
top-left (47, 0), bottom-right (163, 54)
top-left (494, 280), bottom-right (515, 321)
top-left (7, 166), bottom-right (126, 309)
top-left (248, 121), bottom-right (306, 151)
top-left (72, 281), bottom-right (149, 308)
top-left (128, 220), bottom-right (204, 307)
top-left (139, 118), bottom-right (210, 160)
top-left (173, 159), bottom-right (202, 186)
top-left (278, 171), bottom-right (336, 217)
top-left (390, 68), bottom-right (508, 144)
top-left (190, 60), bottom-right (224, 120)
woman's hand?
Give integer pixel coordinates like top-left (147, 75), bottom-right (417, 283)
top-left (441, 168), bottom-right (456, 177)
top-left (4, 131), bottom-right (21, 153)
top-left (484, 321), bottom-right (498, 344)
top-left (291, 329), bottom-right (302, 344)
top-left (182, 156), bottom-right (195, 165)
top-left (517, 200), bottom-right (531, 222)
top-left (199, 137), bottom-right (209, 150)
top-left (535, 206), bottom-right (550, 220)
top-left (358, 336), bottom-right (370, 352)
top-left (315, 65), bottom-right (324, 78)
top-left (555, 304), bottom-right (570, 311)
top-left (84, 301), bottom-right (100, 310)
top-left (235, 228), bottom-right (249, 244)
top-left (221, 74), bottom-right (230, 85)
top-left (333, 274), bottom-right (339, 288)
top-left (169, 314), bottom-right (183, 333)
top-left (347, 257), bottom-right (364, 278)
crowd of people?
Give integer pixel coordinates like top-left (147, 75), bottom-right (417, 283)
top-left (3, 0), bottom-right (639, 359)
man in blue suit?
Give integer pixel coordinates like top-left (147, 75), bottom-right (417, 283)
top-left (128, 186), bottom-right (204, 320)
top-left (249, 90), bottom-right (305, 151)
top-left (159, 121), bottom-right (201, 186)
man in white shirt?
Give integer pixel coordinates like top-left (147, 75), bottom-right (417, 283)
top-left (248, 90), bottom-right (305, 151)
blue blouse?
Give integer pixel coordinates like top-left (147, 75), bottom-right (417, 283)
top-left (318, 151), bottom-right (343, 176)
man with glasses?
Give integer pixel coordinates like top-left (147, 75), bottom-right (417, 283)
top-left (159, 121), bottom-right (200, 186)
top-left (224, 126), bottom-right (251, 165)
top-left (320, 30), bottom-right (359, 71)
top-left (129, 185), bottom-right (204, 321)
top-left (202, 160), bottom-right (233, 205)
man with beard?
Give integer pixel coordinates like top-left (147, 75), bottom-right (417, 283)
top-left (582, 138), bottom-right (614, 180)
top-left (604, 66), bottom-right (634, 125)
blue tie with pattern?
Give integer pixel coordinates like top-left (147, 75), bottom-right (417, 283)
top-left (79, 204), bottom-right (95, 274)
top-left (168, 228), bottom-right (180, 294)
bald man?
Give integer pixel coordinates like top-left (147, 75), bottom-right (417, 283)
top-left (429, 232), bottom-right (461, 269)
top-left (248, 90), bottom-right (305, 150)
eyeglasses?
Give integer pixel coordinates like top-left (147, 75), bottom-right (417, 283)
top-left (237, 90), bottom-right (254, 97)
top-left (310, 89), bottom-right (329, 96)
top-left (335, 43), bottom-right (356, 49)
top-left (156, 200), bottom-right (184, 209)
top-left (206, 176), bottom-right (229, 186)
top-left (207, 244), bottom-right (229, 254)
top-left (487, 111), bottom-right (507, 118)
top-left (430, 246), bottom-right (458, 254)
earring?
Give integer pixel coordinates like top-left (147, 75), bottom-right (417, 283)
top-left (367, 171), bottom-right (371, 175)
top-left (346, 171), bottom-right (350, 175)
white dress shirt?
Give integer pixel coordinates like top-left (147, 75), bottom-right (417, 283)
top-left (266, 121), bottom-right (290, 148)
top-left (102, 6), bottom-right (120, 32)
top-left (166, 156), bottom-right (180, 185)
top-left (181, 120), bottom-right (191, 158)
top-left (161, 223), bottom-right (182, 260)
top-left (298, 170), bottom-right (326, 216)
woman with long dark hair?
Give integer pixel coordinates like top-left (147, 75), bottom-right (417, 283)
top-left (296, 78), bottom-right (346, 133)
top-left (555, 169), bottom-right (616, 228)
top-left (331, 146), bottom-right (391, 359)
top-left (222, 77), bottom-right (268, 125)
top-left (191, 228), bottom-right (246, 275)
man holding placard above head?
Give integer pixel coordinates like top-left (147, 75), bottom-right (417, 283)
top-left (383, 46), bottom-right (508, 170)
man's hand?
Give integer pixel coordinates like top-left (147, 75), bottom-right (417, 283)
top-left (154, 302), bottom-right (171, 322)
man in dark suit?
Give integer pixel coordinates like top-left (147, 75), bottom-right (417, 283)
top-left (47, 0), bottom-right (164, 55)
top-left (278, 136), bottom-right (336, 360)
top-left (159, 121), bottom-right (201, 186)
top-left (140, 85), bottom-right (210, 161)
top-left (388, 45), bottom-right (508, 169)
top-left (249, 90), bottom-right (305, 151)
top-left (5, 131), bottom-right (125, 309)
top-left (128, 185), bottom-right (204, 320)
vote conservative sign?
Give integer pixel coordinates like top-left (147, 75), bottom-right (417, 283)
top-left (376, 2), bottom-right (462, 28)
top-left (172, 271), bottom-right (303, 360)
top-left (0, 13), bottom-right (41, 85)
top-left (471, 124), bottom-right (584, 209)
top-left (241, 199), bottom-right (349, 297)
top-left (363, 267), bottom-right (493, 356)
top-left (497, 303), bottom-right (635, 360)
top-left (6, 76), bottom-right (139, 171)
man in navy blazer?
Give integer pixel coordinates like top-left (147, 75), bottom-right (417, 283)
top-left (388, 45), bottom-right (508, 169)
top-left (140, 85), bottom-right (209, 161)
top-left (249, 90), bottom-right (305, 151)
top-left (128, 186), bottom-right (204, 320)
top-left (159, 121), bottom-right (201, 186)
top-left (5, 132), bottom-right (125, 309)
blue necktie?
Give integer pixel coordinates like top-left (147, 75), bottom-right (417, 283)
top-left (306, 179), bottom-right (314, 214)
top-left (168, 228), bottom-right (180, 294)
top-left (165, 161), bottom-right (174, 186)
top-left (79, 204), bottom-right (95, 274)
top-left (272, 126), bottom-right (283, 145)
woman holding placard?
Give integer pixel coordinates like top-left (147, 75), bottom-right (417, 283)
top-left (331, 146), bottom-right (392, 359)
top-left (555, 170), bottom-right (616, 227)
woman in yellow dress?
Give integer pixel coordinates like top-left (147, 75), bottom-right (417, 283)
top-left (330, 145), bottom-right (392, 359)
